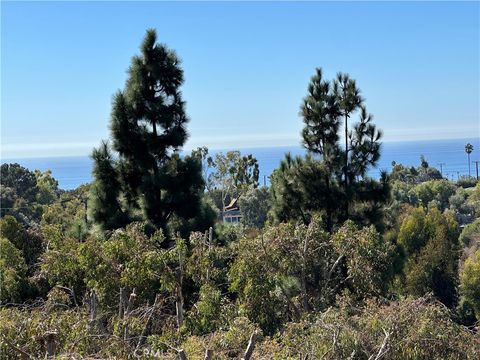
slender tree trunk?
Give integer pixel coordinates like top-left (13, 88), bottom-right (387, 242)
top-left (176, 251), bottom-right (185, 330)
top-left (325, 174), bottom-right (333, 233)
top-left (344, 112), bottom-right (349, 218)
top-left (118, 287), bottom-right (128, 338)
top-left (221, 189), bottom-right (226, 222)
top-left (89, 290), bottom-right (97, 323)
top-left (119, 287), bottom-right (126, 319)
top-left (176, 287), bottom-right (184, 328)
top-left (152, 121), bottom-right (157, 137)
top-left (322, 141), bottom-right (333, 233)
top-left (124, 289), bottom-right (136, 341)
top-left (301, 235), bottom-right (309, 312)
top-left (468, 153), bottom-right (471, 177)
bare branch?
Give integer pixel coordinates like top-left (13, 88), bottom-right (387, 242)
top-left (242, 330), bottom-right (258, 360)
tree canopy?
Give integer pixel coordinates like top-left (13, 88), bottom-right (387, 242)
top-left (89, 29), bottom-right (207, 236)
top-left (271, 68), bottom-right (389, 232)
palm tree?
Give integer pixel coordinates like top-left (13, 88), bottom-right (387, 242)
top-left (465, 143), bottom-right (474, 177)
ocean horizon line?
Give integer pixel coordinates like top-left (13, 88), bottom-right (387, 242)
top-left (1, 137), bottom-right (479, 190)
top-left (2, 136), bottom-right (478, 161)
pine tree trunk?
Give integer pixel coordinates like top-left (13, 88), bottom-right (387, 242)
top-left (301, 235), bottom-right (309, 312)
top-left (344, 112), bottom-right (349, 218)
top-left (325, 174), bottom-right (333, 233)
top-left (176, 252), bottom-right (185, 329)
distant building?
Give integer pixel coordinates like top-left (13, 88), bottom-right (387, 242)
top-left (223, 198), bottom-right (242, 223)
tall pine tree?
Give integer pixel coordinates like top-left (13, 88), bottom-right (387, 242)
top-left (90, 29), bottom-right (205, 234)
top-left (271, 68), bottom-right (389, 232)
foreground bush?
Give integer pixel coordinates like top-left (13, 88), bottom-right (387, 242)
top-left (1, 296), bottom-right (477, 359)
top-left (173, 297), bottom-right (479, 360)
top-left (266, 297), bottom-right (479, 359)
top-left (0, 304), bottom-right (131, 359)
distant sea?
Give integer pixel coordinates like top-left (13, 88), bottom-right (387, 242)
top-left (2, 138), bottom-right (479, 190)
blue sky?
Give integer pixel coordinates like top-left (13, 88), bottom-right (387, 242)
top-left (1, 1), bottom-right (479, 158)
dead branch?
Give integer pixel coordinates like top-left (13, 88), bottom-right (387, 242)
top-left (0, 334), bottom-right (33, 359)
top-left (368, 328), bottom-right (391, 360)
top-left (204, 348), bottom-right (213, 360)
top-left (135, 294), bottom-right (161, 352)
top-left (242, 330), bottom-right (258, 360)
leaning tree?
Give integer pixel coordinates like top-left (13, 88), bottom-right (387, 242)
top-left (90, 29), bottom-right (205, 234)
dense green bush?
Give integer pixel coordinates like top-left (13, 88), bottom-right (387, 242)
top-left (0, 215), bottom-right (44, 272)
top-left (457, 176), bottom-right (478, 189)
top-left (0, 237), bottom-right (27, 303)
top-left (264, 296), bottom-right (479, 359)
top-left (398, 208), bottom-right (460, 307)
top-left (0, 306), bottom-right (132, 359)
top-left (460, 250), bottom-right (480, 319)
top-left (238, 186), bottom-right (270, 229)
top-left (459, 218), bottom-right (480, 246)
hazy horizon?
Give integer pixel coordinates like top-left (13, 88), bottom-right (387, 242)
top-left (1, 136), bottom-right (479, 161)
top-left (2, 1), bottom-right (479, 158)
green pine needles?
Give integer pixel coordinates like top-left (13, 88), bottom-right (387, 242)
top-left (89, 29), bottom-right (204, 234)
top-left (271, 68), bottom-right (389, 232)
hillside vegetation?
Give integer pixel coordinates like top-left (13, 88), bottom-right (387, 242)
top-left (1, 30), bottom-right (479, 359)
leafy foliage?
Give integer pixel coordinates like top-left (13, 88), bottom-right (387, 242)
top-left (206, 150), bottom-right (260, 219)
top-left (460, 250), bottom-right (480, 319)
top-left (1, 51), bottom-right (480, 358)
top-left (229, 217), bottom-right (395, 334)
top-left (34, 170), bottom-right (58, 205)
top-left (333, 221), bottom-right (395, 298)
top-left (237, 187), bottom-right (270, 229)
top-left (399, 208), bottom-right (460, 307)
top-left (0, 215), bottom-right (43, 276)
top-left (89, 141), bottom-right (128, 231)
top-left (459, 218), bottom-right (480, 247)
top-left (0, 237), bottom-right (27, 303)
top-left (1, 163), bottom-right (38, 202)
top-left (390, 156), bottom-right (442, 184)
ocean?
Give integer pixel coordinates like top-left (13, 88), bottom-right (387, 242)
top-left (2, 138), bottom-right (479, 190)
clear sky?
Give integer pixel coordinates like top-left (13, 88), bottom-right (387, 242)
top-left (1, 1), bottom-right (479, 158)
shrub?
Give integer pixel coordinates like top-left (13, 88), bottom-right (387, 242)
top-left (460, 250), bottom-right (480, 320)
top-left (457, 176), bottom-right (478, 189)
top-left (459, 218), bottom-right (480, 247)
top-left (0, 238), bottom-right (27, 303)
